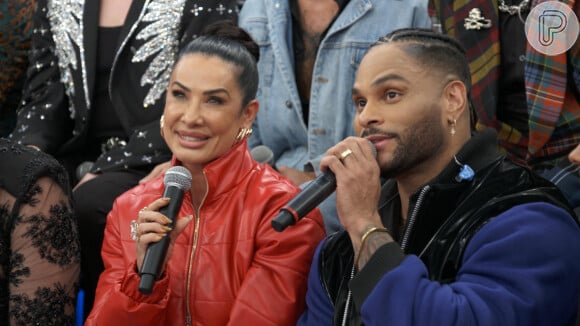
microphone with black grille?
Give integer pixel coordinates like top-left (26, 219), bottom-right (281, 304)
top-left (139, 166), bottom-right (192, 294)
top-left (271, 141), bottom-right (377, 232)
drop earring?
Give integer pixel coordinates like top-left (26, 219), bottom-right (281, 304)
top-left (449, 119), bottom-right (457, 136)
top-left (160, 115), bottom-right (165, 137)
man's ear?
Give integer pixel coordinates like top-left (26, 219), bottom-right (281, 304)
top-left (444, 80), bottom-right (467, 120)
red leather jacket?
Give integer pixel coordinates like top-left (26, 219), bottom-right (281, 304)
top-left (86, 141), bottom-right (325, 325)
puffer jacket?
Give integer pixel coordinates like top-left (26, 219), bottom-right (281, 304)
top-left (86, 141), bottom-right (326, 325)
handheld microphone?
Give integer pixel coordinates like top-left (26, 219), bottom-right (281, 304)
top-left (251, 145), bottom-right (275, 166)
top-left (139, 166), bottom-right (192, 294)
top-left (271, 141), bottom-right (376, 232)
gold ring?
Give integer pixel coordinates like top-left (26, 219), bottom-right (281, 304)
top-left (339, 149), bottom-right (353, 161)
top-left (130, 220), bottom-right (140, 242)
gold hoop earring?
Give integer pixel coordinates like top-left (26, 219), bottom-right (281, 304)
top-left (450, 119), bottom-right (457, 136)
top-left (235, 127), bottom-right (253, 142)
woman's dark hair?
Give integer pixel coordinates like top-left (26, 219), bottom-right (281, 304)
top-left (373, 28), bottom-right (478, 130)
top-left (176, 20), bottom-right (259, 107)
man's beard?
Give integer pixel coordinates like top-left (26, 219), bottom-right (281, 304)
top-left (381, 108), bottom-right (446, 180)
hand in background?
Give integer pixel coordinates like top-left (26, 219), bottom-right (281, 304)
top-left (277, 166), bottom-right (316, 186)
top-left (73, 172), bottom-right (98, 191)
top-left (568, 144), bottom-right (580, 165)
top-left (139, 161), bottom-right (171, 184)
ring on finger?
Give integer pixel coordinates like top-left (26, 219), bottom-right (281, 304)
top-left (130, 219), bottom-right (140, 242)
top-left (339, 148), bottom-right (353, 161)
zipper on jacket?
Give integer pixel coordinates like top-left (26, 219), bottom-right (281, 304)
top-left (400, 185), bottom-right (430, 251)
top-left (340, 185), bottom-right (431, 324)
top-left (185, 173), bottom-right (209, 326)
top-left (340, 266), bottom-right (355, 326)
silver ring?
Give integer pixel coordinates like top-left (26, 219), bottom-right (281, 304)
top-left (130, 220), bottom-right (140, 242)
top-left (339, 149), bottom-right (353, 161)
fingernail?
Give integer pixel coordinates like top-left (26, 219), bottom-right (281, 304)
top-left (163, 226), bottom-right (172, 232)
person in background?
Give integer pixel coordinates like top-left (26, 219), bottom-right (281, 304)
top-left (8, 0), bottom-right (239, 318)
top-left (0, 0), bottom-right (36, 137)
top-left (428, 0), bottom-right (580, 209)
top-left (86, 21), bottom-right (325, 325)
top-left (569, 143), bottom-right (580, 216)
top-left (0, 138), bottom-right (80, 325)
top-left (239, 0), bottom-right (431, 233)
top-left (299, 28), bottom-right (580, 325)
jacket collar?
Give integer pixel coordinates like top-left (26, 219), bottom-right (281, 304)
top-left (379, 129), bottom-right (502, 216)
top-left (381, 129), bottom-right (501, 193)
top-left (430, 128), bottom-right (501, 186)
top-left (170, 140), bottom-right (257, 204)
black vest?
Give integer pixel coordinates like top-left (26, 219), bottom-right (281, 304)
top-left (320, 156), bottom-right (576, 326)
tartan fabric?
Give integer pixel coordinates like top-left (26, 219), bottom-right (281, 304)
top-left (0, 0), bottom-right (35, 137)
top-left (429, 0), bottom-right (580, 167)
top-left (526, 0), bottom-right (580, 162)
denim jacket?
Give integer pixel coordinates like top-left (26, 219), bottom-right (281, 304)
top-left (240, 0), bottom-right (431, 173)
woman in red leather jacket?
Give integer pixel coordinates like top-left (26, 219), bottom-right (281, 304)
top-left (86, 21), bottom-right (326, 325)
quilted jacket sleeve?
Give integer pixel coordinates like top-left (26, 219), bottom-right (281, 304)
top-left (226, 207), bottom-right (326, 325)
top-left (85, 193), bottom-right (172, 325)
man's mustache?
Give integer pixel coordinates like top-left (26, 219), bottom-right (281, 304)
top-left (361, 128), bottom-right (397, 139)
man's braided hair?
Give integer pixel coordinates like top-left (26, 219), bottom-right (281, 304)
top-left (372, 28), bottom-right (478, 130)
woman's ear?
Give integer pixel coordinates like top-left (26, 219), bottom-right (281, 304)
top-left (241, 99), bottom-right (259, 127)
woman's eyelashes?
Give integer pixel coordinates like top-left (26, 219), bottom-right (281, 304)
top-left (171, 89), bottom-right (186, 99)
top-left (207, 96), bottom-right (225, 105)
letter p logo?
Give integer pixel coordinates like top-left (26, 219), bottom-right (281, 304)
top-left (525, 1), bottom-right (579, 56)
top-left (539, 9), bottom-right (567, 46)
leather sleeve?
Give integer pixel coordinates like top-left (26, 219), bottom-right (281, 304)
top-left (85, 194), bottom-right (172, 325)
top-left (226, 206), bottom-right (325, 325)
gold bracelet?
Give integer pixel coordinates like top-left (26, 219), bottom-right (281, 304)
top-left (354, 226), bottom-right (389, 268)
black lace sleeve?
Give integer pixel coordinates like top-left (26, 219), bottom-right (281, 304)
top-left (0, 139), bottom-right (80, 325)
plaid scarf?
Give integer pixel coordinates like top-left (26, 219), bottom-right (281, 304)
top-left (429, 0), bottom-right (580, 167)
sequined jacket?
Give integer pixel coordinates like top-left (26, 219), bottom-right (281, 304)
top-left (86, 140), bottom-right (326, 325)
top-left (9, 0), bottom-right (239, 173)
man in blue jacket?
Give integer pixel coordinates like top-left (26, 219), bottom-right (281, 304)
top-left (298, 28), bottom-right (580, 325)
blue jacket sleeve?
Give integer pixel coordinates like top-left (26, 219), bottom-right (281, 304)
top-left (351, 202), bottom-right (580, 326)
top-left (297, 238), bottom-right (334, 326)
